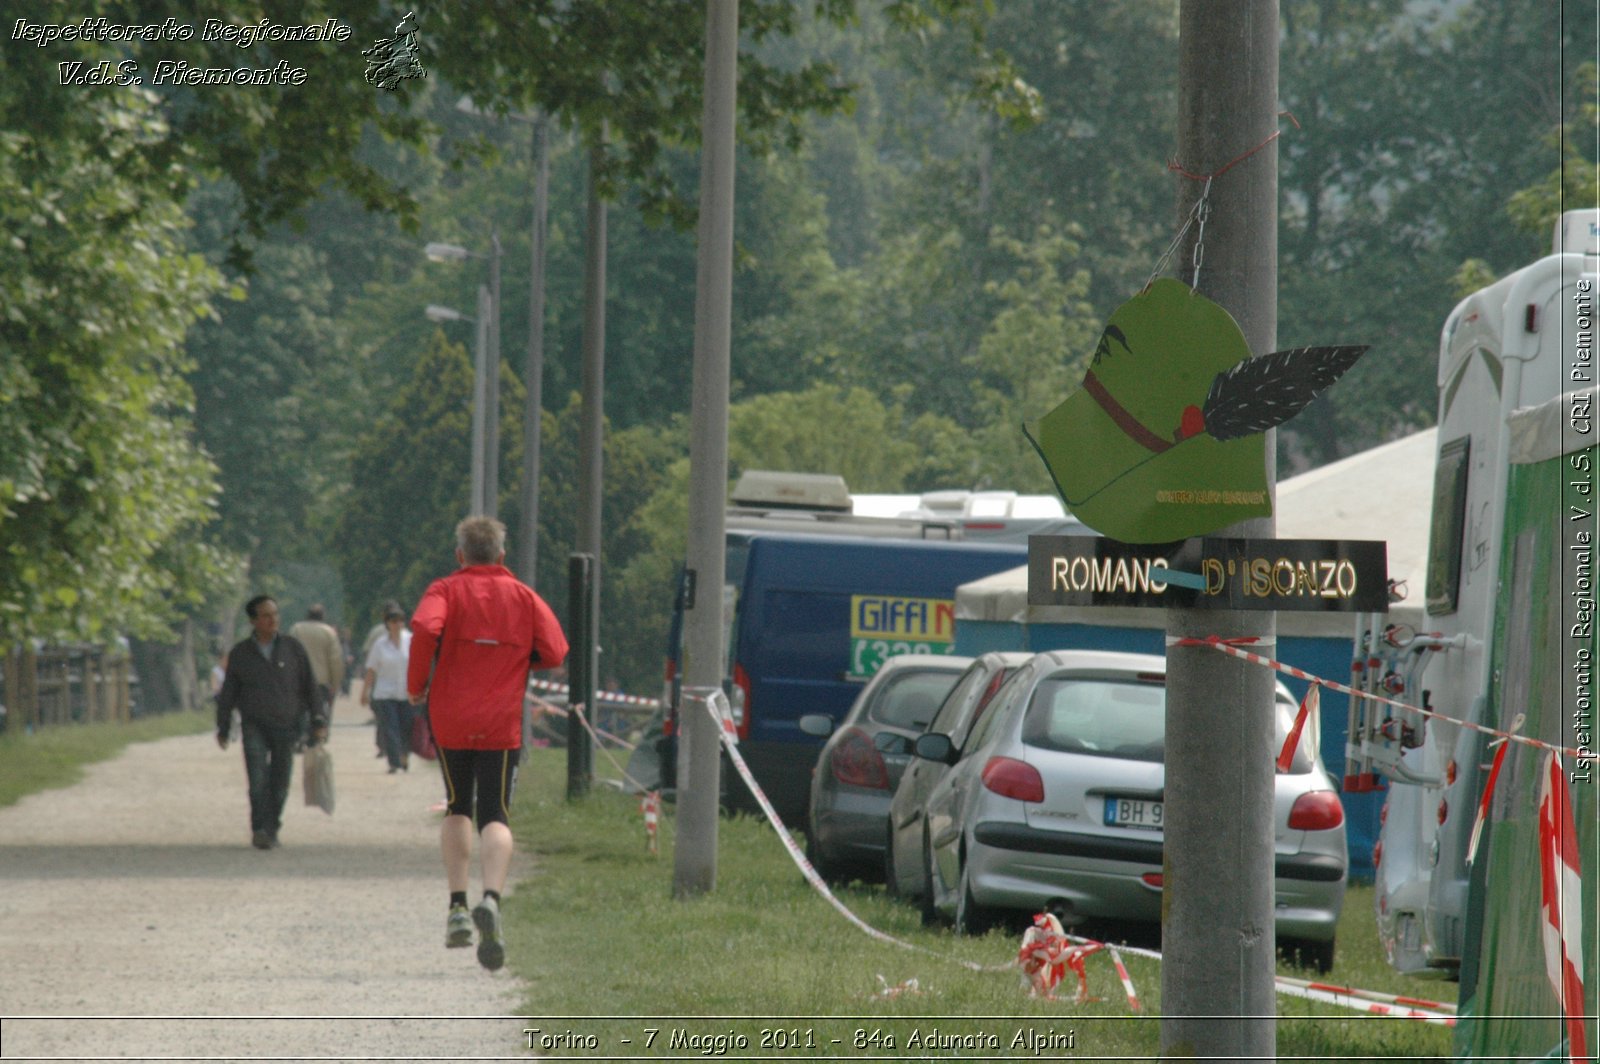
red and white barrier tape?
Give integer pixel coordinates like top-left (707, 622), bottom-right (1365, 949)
top-left (698, 690), bottom-right (1007, 974)
top-left (529, 677), bottom-right (661, 708)
top-left (1273, 979), bottom-right (1457, 1027)
top-left (1275, 974), bottom-right (1456, 1016)
top-left (696, 691), bottom-right (1457, 1023)
top-left (1538, 753), bottom-right (1589, 1063)
top-left (1078, 934), bottom-right (1455, 1025)
top-left (562, 700), bottom-right (656, 796)
top-left (1170, 635), bottom-right (1588, 761)
top-left (1108, 947), bottom-right (1142, 1012)
top-left (530, 695), bottom-right (639, 753)
top-left (641, 790), bottom-right (661, 855)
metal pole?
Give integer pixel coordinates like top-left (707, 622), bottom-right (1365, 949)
top-left (519, 115), bottom-right (550, 584)
top-left (566, 553), bottom-right (594, 798)
top-left (576, 136), bottom-right (607, 772)
top-left (470, 284), bottom-right (490, 517)
top-left (485, 229), bottom-right (502, 519)
top-left (1161, 3), bottom-right (1279, 1058)
top-left (673, 0), bottom-right (738, 899)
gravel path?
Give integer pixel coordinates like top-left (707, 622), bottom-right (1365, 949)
top-left (0, 696), bottom-right (537, 1061)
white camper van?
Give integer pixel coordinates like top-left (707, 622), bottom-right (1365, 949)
top-left (1369, 209), bottom-right (1598, 977)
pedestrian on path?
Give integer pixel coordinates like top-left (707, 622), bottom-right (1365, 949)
top-left (291, 604), bottom-right (345, 727)
top-left (408, 516), bottom-right (568, 970)
top-left (361, 603), bottom-right (415, 773)
top-left (216, 595), bottom-right (327, 850)
top-left (363, 600), bottom-right (405, 759)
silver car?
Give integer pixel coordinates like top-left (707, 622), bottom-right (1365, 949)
top-left (920, 649), bottom-right (1346, 971)
top-left (885, 651), bottom-right (1032, 919)
top-left (801, 654), bottom-right (971, 883)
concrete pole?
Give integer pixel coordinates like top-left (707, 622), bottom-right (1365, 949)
top-left (574, 138), bottom-right (608, 787)
top-left (673, 0), bottom-right (738, 898)
top-left (519, 116), bottom-right (550, 584)
top-left (470, 283), bottom-right (490, 517)
top-left (1161, 4), bottom-right (1280, 1058)
top-left (485, 229), bottom-right (502, 519)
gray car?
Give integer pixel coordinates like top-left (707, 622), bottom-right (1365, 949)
top-left (801, 654), bottom-right (971, 883)
top-left (920, 649), bottom-right (1347, 972)
top-left (885, 651), bottom-right (1032, 918)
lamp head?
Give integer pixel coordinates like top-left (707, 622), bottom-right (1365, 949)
top-left (424, 242), bottom-right (472, 264)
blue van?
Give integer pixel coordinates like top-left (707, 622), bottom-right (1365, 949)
top-left (711, 533), bottom-right (1027, 825)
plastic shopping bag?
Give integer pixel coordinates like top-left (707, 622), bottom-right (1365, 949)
top-left (303, 742), bottom-right (336, 814)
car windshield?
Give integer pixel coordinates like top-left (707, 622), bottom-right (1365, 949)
top-left (1019, 674), bottom-right (1317, 772)
top-left (1022, 677), bottom-right (1166, 761)
top-left (868, 669), bottom-right (963, 730)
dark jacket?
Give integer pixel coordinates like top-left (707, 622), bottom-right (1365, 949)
top-left (216, 634), bottom-right (323, 736)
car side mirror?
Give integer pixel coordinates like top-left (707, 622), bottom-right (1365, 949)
top-left (798, 714), bottom-right (835, 738)
top-left (913, 732), bottom-right (958, 765)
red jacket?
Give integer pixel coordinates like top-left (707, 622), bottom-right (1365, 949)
top-left (407, 564), bottom-right (568, 749)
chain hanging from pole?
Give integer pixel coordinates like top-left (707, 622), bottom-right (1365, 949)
top-left (1143, 176), bottom-right (1213, 293)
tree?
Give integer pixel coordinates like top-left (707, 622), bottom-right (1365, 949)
top-left (1506, 62), bottom-right (1599, 238)
top-left (185, 184), bottom-right (357, 577)
top-left (335, 330), bottom-right (525, 627)
top-left (1276, 0), bottom-right (1596, 463)
top-left (965, 225), bottom-right (1099, 491)
top-left (0, 86), bottom-right (228, 647)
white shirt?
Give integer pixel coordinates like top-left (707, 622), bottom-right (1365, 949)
top-left (365, 629), bottom-right (412, 701)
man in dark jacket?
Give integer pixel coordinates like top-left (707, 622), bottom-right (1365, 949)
top-left (216, 595), bottom-right (327, 849)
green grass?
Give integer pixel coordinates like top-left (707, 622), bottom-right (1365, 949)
top-left (0, 709), bottom-right (212, 808)
top-left (504, 748), bottom-right (1455, 1060)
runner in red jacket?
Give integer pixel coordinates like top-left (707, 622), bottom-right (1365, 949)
top-left (408, 516), bottom-right (568, 970)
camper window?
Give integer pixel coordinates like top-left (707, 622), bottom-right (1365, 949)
top-left (1425, 435), bottom-right (1471, 615)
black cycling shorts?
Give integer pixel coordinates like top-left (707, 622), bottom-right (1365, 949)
top-left (437, 747), bottom-right (520, 831)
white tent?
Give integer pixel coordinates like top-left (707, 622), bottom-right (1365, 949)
top-left (956, 427), bottom-right (1436, 635)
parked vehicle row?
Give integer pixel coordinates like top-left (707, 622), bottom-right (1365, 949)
top-left (803, 647), bottom-right (1348, 972)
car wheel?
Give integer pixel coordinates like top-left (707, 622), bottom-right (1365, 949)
top-left (954, 858), bottom-right (996, 936)
top-left (804, 827), bottom-right (843, 885)
top-left (919, 831), bottom-right (940, 927)
top-left (1304, 937), bottom-right (1335, 974)
top-left (884, 825), bottom-right (900, 896)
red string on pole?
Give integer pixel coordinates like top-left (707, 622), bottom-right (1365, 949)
top-left (1167, 111), bottom-right (1300, 182)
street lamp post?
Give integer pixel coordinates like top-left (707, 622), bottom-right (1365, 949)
top-left (425, 235), bottom-right (503, 518)
top-left (453, 96), bottom-right (551, 584)
top-left (486, 230), bottom-right (502, 516)
top-left (424, 297), bottom-right (489, 516)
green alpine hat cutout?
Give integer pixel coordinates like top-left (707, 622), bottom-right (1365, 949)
top-left (1025, 278), bottom-right (1366, 544)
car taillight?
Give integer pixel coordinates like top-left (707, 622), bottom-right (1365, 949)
top-left (1288, 791), bottom-right (1344, 831)
top-left (1141, 872), bottom-right (1164, 888)
top-left (731, 663), bottom-right (751, 740)
top-left (981, 756), bottom-right (1045, 803)
top-left (830, 727), bottom-right (889, 789)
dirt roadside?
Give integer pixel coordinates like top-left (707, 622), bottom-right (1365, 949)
top-left (0, 695), bottom-right (537, 1061)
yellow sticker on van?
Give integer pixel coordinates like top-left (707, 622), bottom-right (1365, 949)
top-left (848, 595), bottom-right (958, 679)
top-left (850, 595), bottom-right (956, 641)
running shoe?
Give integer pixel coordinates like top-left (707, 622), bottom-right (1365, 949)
top-left (472, 896), bottom-right (504, 970)
top-left (446, 904), bottom-right (473, 949)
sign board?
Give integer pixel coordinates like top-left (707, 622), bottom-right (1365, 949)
top-left (848, 594), bottom-right (956, 679)
top-left (1024, 279), bottom-right (1366, 544)
top-left (1028, 534), bottom-right (1389, 613)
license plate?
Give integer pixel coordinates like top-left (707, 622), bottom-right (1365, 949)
top-left (1104, 796), bottom-right (1163, 831)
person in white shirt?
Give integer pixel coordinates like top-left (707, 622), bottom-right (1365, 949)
top-left (361, 605), bottom-right (415, 773)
